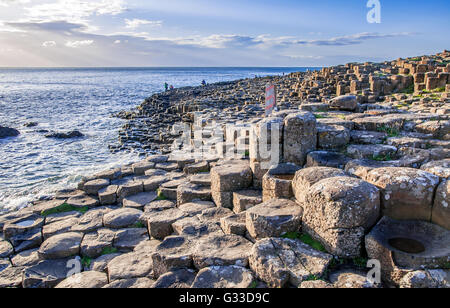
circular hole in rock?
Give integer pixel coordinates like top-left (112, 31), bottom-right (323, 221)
top-left (388, 237), bottom-right (426, 254)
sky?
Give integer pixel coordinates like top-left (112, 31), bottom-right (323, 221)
top-left (0, 0), bottom-right (449, 67)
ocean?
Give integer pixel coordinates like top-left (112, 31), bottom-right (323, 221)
top-left (0, 67), bottom-right (316, 212)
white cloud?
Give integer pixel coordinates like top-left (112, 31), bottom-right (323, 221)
top-left (65, 39), bottom-right (94, 48)
top-left (125, 19), bottom-right (162, 30)
top-left (42, 40), bottom-right (56, 47)
top-left (24, 0), bottom-right (126, 23)
top-left (0, 0), bottom-right (30, 7)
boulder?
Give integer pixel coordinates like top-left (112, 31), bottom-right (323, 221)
top-left (317, 124), bottom-right (350, 150)
top-left (420, 159), bottom-right (450, 179)
top-left (0, 266), bottom-right (24, 288)
top-left (365, 167), bottom-right (440, 221)
top-left (191, 266), bottom-right (254, 288)
top-left (303, 176), bottom-right (380, 257)
top-left (220, 213), bottom-right (247, 236)
top-left (98, 185), bottom-right (118, 205)
top-left (249, 238), bottom-right (332, 288)
top-left (246, 199), bottom-right (303, 240)
top-left (399, 270), bottom-right (449, 288)
top-left (10, 248), bottom-right (40, 267)
top-left (292, 167), bottom-right (347, 203)
top-left (45, 130), bottom-right (84, 139)
top-left (71, 207), bottom-right (109, 233)
top-left (177, 183), bottom-right (211, 206)
top-left (330, 269), bottom-right (382, 288)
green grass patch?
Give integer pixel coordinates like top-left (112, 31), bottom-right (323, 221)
top-left (433, 87), bottom-right (445, 93)
top-left (282, 232), bottom-right (327, 253)
top-left (81, 256), bottom-right (92, 268)
top-left (101, 246), bottom-right (119, 256)
top-left (409, 57), bottom-right (421, 62)
top-left (131, 222), bottom-right (146, 229)
top-left (41, 203), bottom-right (89, 217)
top-left (377, 125), bottom-right (400, 138)
top-left (401, 84), bottom-right (415, 94)
top-left (305, 275), bottom-right (321, 281)
top-left (155, 189), bottom-right (167, 201)
top-left (248, 281), bottom-right (258, 289)
top-left (371, 153), bottom-right (394, 162)
top-left (352, 257), bottom-right (369, 268)
top-left (314, 114), bottom-right (328, 119)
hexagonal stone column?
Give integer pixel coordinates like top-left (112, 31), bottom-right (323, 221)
top-left (211, 161), bottom-right (252, 208)
top-left (303, 176), bottom-right (380, 257)
top-left (283, 112), bottom-right (317, 166)
top-left (246, 199), bottom-right (303, 240)
top-left (365, 167), bottom-right (440, 221)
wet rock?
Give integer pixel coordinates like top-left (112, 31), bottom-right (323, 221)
top-left (153, 268), bottom-right (196, 288)
top-left (192, 234), bottom-right (253, 270)
top-left (246, 199), bottom-right (303, 240)
top-left (83, 179), bottom-right (110, 195)
top-left (98, 185), bottom-right (118, 205)
top-left (38, 232), bottom-right (83, 260)
top-left (365, 167), bottom-right (439, 221)
top-left (45, 130), bottom-right (84, 139)
top-left (103, 208), bottom-right (143, 229)
top-left (292, 167), bottom-right (347, 203)
top-left (66, 194), bottom-right (99, 208)
top-left (192, 266), bottom-right (254, 288)
top-left (55, 271), bottom-right (108, 288)
top-left (303, 176), bottom-right (380, 257)
top-left (0, 126), bottom-right (20, 139)
top-left (249, 238), bottom-right (332, 288)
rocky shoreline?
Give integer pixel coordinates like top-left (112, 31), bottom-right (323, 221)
top-left (0, 51), bottom-right (449, 288)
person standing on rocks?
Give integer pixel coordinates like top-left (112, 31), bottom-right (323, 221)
top-left (164, 82), bottom-right (169, 91)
